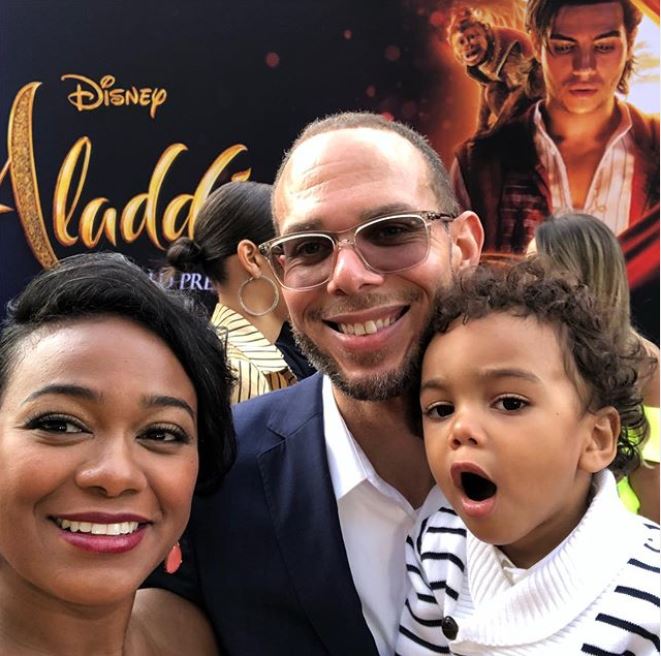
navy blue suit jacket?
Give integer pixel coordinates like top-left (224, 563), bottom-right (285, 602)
top-left (148, 374), bottom-right (380, 656)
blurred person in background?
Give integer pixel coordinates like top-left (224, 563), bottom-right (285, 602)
top-left (529, 212), bottom-right (659, 522)
top-left (167, 181), bottom-right (315, 404)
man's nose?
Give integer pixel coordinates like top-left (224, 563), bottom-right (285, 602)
top-left (573, 45), bottom-right (596, 75)
top-left (74, 436), bottom-right (147, 497)
top-left (325, 243), bottom-right (384, 295)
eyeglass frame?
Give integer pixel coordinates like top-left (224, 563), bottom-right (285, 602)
top-left (258, 210), bottom-right (456, 291)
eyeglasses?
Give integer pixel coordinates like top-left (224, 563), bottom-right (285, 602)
top-left (258, 211), bottom-right (455, 291)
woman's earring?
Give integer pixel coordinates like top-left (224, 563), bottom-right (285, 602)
top-left (238, 276), bottom-right (280, 316)
top-left (164, 542), bottom-right (183, 574)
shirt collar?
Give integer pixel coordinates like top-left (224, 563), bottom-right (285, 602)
top-left (322, 375), bottom-right (370, 500)
top-left (533, 98), bottom-right (632, 149)
top-left (321, 376), bottom-right (445, 519)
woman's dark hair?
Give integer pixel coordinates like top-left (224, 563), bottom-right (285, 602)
top-left (426, 257), bottom-right (648, 477)
top-left (0, 252), bottom-right (236, 494)
top-left (167, 181), bottom-right (274, 285)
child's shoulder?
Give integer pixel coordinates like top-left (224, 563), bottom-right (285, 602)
top-left (418, 505), bottom-right (466, 539)
top-left (627, 516), bottom-right (660, 572)
top-left (580, 518), bottom-right (659, 655)
top-left (410, 505), bottom-right (468, 563)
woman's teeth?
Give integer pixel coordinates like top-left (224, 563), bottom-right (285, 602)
top-left (339, 315), bottom-right (396, 335)
top-left (54, 518), bottom-right (140, 535)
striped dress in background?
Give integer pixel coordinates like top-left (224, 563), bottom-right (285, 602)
top-left (211, 304), bottom-right (297, 404)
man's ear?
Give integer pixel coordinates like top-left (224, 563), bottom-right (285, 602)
top-left (450, 210), bottom-right (484, 270)
top-left (236, 239), bottom-right (263, 278)
top-left (579, 406), bottom-right (620, 474)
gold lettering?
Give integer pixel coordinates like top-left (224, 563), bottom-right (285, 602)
top-left (189, 145), bottom-right (249, 232)
top-left (61, 74), bottom-right (168, 118)
top-left (145, 144), bottom-right (188, 249)
top-left (231, 168), bottom-right (251, 183)
top-left (125, 87), bottom-right (139, 105)
top-left (6, 82), bottom-right (251, 260)
top-left (120, 194), bottom-right (148, 243)
top-left (109, 88), bottom-right (125, 106)
top-left (79, 200), bottom-right (117, 248)
top-left (0, 159), bottom-right (13, 214)
top-left (150, 89), bottom-right (167, 119)
top-left (7, 82), bottom-right (59, 268)
top-left (163, 195), bottom-right (193, 242)
top-left (53, 137), bottom-right (91, 247)
top-left (61, 74), bottom-right (103, 113)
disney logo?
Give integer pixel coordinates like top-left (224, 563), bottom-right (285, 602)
top-left (61, 74), bottom-right (167, 118)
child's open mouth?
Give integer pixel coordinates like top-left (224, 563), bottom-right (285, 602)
top-left (451, 463), bottom-right (498, 518)
top-left (460, 471), bottom-right (497, 501)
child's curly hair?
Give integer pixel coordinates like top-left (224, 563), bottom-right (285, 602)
top-left (427, 257), bottom-right (649, 477)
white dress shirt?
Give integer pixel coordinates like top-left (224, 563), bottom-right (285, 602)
top-left (322, 376), bottom-right (445, 656)
top-left (452, 100), bottom-right (637, 236)
top-left (532, 100), bottom-right (635, 234)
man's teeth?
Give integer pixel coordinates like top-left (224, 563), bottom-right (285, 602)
top-left (339, 316), bottom-right (396, 335)
top-left (55, 518), bottom-right (140, 535)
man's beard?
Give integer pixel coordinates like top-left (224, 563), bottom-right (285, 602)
top-left (290, 287), bottom-right (445, 402)
top-left (292, 326), bottom-right (423, 401)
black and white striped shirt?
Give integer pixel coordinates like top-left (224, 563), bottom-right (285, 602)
top-left (397, 471), bottom-right (660, 655)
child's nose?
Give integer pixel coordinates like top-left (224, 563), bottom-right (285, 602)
top-left (449, 413), bottom-right (484, 449)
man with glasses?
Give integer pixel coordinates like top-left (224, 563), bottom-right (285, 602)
top-left (142, 112), bottom-right (483, 656)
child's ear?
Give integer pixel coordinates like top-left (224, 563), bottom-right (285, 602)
top-left (579, 407), bottom-right (620, 474)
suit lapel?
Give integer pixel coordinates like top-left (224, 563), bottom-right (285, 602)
top-left (257, 375), bottom-right (380, 656)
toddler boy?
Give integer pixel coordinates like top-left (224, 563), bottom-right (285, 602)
top-left (397, 259), bottom-right (660, 655)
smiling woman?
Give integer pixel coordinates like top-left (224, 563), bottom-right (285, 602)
top-left (0, 253), bottom-right (234, 656)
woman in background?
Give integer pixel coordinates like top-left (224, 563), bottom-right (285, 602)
top-left (167, 181), bottom-right (314, 403)
top-left (0, 252), bottom-right (234, 655)
top-left (529, 213), bottom-right (659, 522)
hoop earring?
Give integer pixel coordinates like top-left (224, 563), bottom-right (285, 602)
top-left (238, 276), bottom-right (279, 316)
top-left (164, 542), bottom-right (182, 575)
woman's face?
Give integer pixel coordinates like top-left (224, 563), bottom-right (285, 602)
top-left (0, 316), bottom-right (199, 607)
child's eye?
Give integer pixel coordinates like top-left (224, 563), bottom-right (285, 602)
top-left (25, 414), bottom-right (87, 434)
top-left (493, 396), bottom-right (528, 412)
top-left (139, 425), bottom-right (191, 445)
top-left (424, 403), bottom-right (455, 419)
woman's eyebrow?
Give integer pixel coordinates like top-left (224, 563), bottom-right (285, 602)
top-left (23, 384), bottom-right (100, 405)
top-left (22, 386), bottom-right (196, 421)
top-left (142, 394), bottom-right (196, 420)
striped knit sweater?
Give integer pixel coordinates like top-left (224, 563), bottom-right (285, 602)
top-left (397, 470), bottom-right (660, 655)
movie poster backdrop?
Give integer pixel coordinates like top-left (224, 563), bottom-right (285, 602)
top-left (0, 0), bottom-right (658, 339)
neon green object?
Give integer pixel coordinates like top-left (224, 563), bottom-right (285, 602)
top-left (617, 406), bottom-right (660, 514)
